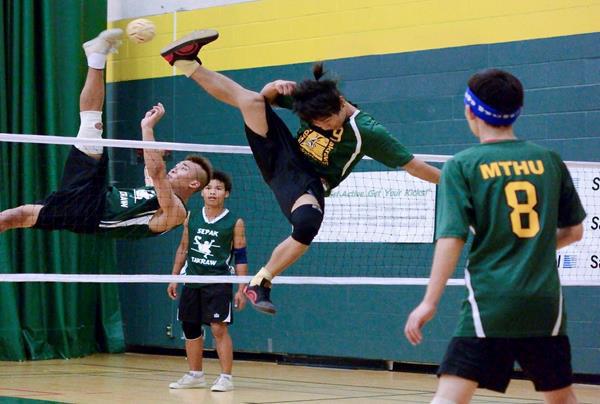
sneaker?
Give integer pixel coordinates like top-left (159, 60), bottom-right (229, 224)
top-left (169, 372), bottom-right (207, 389)
top-left (211, 375), bottom-right (234, 392)
top-left (244, 280), bottom-right (276, 315)
top-left (83, 28), bottom-right (124, 57)
top-left (160, 29), bottom-right (219, 66)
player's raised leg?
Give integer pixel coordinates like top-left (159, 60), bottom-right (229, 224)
top-left (76, 28), bottom-right (123, 158)
top-left (160, 30), bottom-right (268, 136)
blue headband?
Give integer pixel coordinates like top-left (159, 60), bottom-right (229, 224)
top-left (464, 87), bottom-right (521, 126)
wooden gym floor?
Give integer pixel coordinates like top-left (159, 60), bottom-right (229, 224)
top-left (1, 353), bottom-right (598, 403)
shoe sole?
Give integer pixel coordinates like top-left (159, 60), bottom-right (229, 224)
top-left (160, 29), bottom-right (219, 56)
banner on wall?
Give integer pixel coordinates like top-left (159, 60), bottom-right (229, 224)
top-left (314, 171), bottom-right (437, 243)
top-left (557, 167), bottom-right (600, 285)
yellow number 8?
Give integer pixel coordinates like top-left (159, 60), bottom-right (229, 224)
top-left (504, 181), bottom-right (540, 238)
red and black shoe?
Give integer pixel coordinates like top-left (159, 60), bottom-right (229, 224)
top-left (160, 29), bottom-right (219, 66)
top-left (244, 280), bottom-right (276, 315)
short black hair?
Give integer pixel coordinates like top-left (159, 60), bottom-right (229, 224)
top-left (292, 62), bottom-right (343, 122)
top-left (467, 69), bottom-right (524, 126)
top-left (211, 170), bottom-right (232, 193)
top-left (184, 154), bottom-right (213, 192)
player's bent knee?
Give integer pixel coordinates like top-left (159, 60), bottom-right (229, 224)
top-left (181, 321), bottom-right (204, 340)
top-left (290, 204), bottom-right (323, 245)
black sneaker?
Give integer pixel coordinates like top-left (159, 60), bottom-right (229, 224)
top-left (160, 29), bottom-right (219, 66)
top-left (244, 280), bottom-right (276, 315)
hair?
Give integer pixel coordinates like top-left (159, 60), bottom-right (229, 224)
top-left (467, 69), bottom-right (524, 125)
top-left (211, 170), bottom-right (232, 193)
top-left (292, 62), bottom-right (343, 122)
top-left (184, 154), bottom-right (213, 191)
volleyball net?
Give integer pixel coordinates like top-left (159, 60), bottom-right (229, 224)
top-left (1, 133), bottom-right (599, 286)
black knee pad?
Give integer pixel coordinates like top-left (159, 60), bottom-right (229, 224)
top-left (181, 321), bottom-right (204, 340)
top-left (290, 204), bottom-right (323, 245)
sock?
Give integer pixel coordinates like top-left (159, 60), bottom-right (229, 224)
top-left (250, 267), bottom-right (273, 287)
top-left (220, 373), bottom-right (232, 380)
top-left (189, 370), bottom-right (204, 377)
top-left (75, 111), bottom-right (104, 155)
top-left (87, 53), bottom-right (107, 70)
top-left (174, 59), bottom-right (200, 77)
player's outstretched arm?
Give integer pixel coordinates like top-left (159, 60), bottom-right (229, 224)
top-left (404, 237), bottom-right (464, 345)
top-left (403, 158), bottom-right (441, 184)
top-left (233, 218), bottom-right (248, 310)
top-left (167, 216), bottom-right (190, 300)
top-left (140, 103), bottom-right (187, 231)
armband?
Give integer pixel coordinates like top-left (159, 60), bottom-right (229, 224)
top-left (233, 247), bottom-right (248, 264)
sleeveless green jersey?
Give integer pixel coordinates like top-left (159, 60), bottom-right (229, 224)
top-left (98, 186), bottom-right (162, 239)
top-left (436, 140), bottom-right (586, 337)
top-left (277, 96), bottom-right (414, 191)
top-left (184, 208), bottom-right (237, 288)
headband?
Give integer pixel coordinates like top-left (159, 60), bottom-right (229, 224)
top-left (464, 87), bottom-right (521, 126)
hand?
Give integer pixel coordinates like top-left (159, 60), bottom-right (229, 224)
top-left (271, 80), bottom-right (296, 96)
top-left (234, 289), bottom-right (246, 310)
top-left (167, 282), bottom-right (178, 300)
top-left (404, 301), bottom-right (437, 346)
top-left (141, 102), bottom-right (165, 129)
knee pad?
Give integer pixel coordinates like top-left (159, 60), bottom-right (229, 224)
top-left (75, 111), bottom-right (104, 155)
top-left (290, 204), bottom-right (323, 245)
top-left (181, 321), bottom-right (204, 340)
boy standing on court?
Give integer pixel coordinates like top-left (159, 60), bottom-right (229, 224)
top-left (168, 171), bottom-right (248, 392)
top-left (405, 69), bottom-right (585, 404)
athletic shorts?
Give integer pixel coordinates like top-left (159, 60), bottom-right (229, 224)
top-left (33, 147), bottom-right (108, 233)
top-left (244, 100), bottom-right (325, 221)
top-left (438, 336), bottom-right (573, 393)
top-left (178, 284), bottom-right (233, 326)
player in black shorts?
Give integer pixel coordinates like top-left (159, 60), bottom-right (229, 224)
top-left (0, 29), bottom-right (212, 239)
top-left (404, 69), bottom-right (585, 403)
top-left (161, 30), bottom-right (440, 315)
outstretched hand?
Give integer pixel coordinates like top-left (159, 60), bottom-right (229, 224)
top-left (141, 102), bottom-right (165, 129)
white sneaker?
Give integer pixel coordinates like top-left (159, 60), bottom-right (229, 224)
top-left (211, 375), bottom-right (234, 392)
top-left (169, 372), bottom-right (207, 389)
top-left (83, 28), bottom-right (124, 56)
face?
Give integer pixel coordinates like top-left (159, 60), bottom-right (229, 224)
top-left (311, 100), bottom-right (347, 131)
top-left (167, 160), bottom-right (205, 191)
top-left (201, 179), bottom-right (229, 207)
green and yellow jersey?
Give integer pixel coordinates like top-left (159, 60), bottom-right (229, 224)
top-left (436, 140), bottom-right (586, 337)
top-left (277, 97), bottom-right (414, 191)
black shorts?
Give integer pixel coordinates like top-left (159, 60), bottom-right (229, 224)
top-left (33, 147), bottom-right (108, 233)
top-left (438, 336), bottom-right (573, 393)
top-left (178, 284), bottom-right (233, 326)
top-left (245, 101), bottom-right (324, 221)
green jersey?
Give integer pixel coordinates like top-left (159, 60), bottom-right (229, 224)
top-left (98, 186), bottom-right (163, 239)
top-left (184, 208), bottom-right (237, 288)
top-left (436, 140), bottom-right (586, 338)
top-left (277, 97), bottom-right (414, 191)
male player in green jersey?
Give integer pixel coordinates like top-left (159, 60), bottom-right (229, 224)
top-left (167, 171), bottom-right (247, 392)
top-left (0, 30), bottom-right (212, 239)
top-left (160, 30), bottom-right (440, 314)
top-left (404, 69), bottom-right (585, 404)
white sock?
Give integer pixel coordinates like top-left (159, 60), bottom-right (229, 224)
top-left (174, 59), bottom-right (200, 77)
top-left (189, 370), bottom-right (204, 377)
top-left (87, 53), bottom-right (107, 70)
top-left (220, 373), bottom-right (232, 380)
top-left (250, 267), bottom-right (273, 287)
top-left (75, 111), bottom-right (104, 155)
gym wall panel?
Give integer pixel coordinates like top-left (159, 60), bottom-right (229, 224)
top-left (107, 0), bottom-right (600, 374)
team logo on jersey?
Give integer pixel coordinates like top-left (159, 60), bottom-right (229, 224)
top-left (192, 236), bottom-right (220, 258)
top-left (134, 188), bottom-right (156, 202)
top-left (298, 129), bottom-right (335, 166)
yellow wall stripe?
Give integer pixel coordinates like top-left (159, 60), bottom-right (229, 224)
top-left (107, 0), bottom-right (600, 83)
